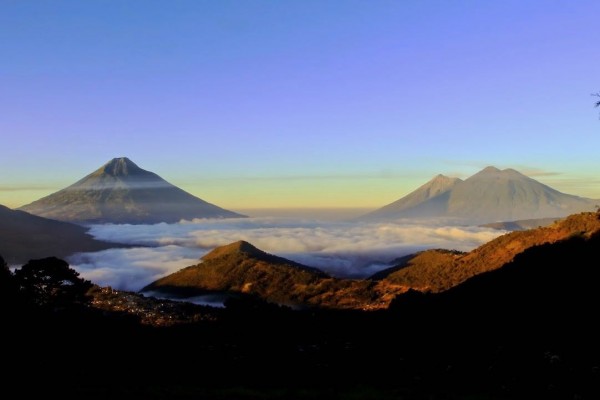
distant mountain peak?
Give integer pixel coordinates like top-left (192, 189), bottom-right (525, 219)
top-left (97, 157), bottom-right (144, 177)
top-left (202, 240), bottom-right (265, 261)
top-left (425, 174), bottom-right (462, 192)
top-left (359, 173), bottom-right (462, 220)
top-left (469, 166), bottom-right (531, 181)
top-left (480, 166), bottom-right (501, 173)
top-left (110, 156), bottom-right (134, 163)
top-left (430, 174), bottom-right (460, 183)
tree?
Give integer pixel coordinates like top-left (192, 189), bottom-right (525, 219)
top-left (0, 255), bottom-right (11, 283)
top-left (0, 255), bottom-right (18, 306)
top-left (594, 92), bottom-right (600, 117)
top-left (13, 257), bottom-right (92, 307)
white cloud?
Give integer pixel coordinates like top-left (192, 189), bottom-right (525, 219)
top-left (68, 245), bottom-right (205, 291)
top-left (72, 217), bottom-right (505, 290)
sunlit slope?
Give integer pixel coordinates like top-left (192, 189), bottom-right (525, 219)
top-left (143, 240), bottom-right (408, 309)
top-left (145, 213), bottom-right (600, 309)
top-left (375, 212), bottom-right (600, 292)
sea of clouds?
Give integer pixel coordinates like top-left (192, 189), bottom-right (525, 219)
top-left (67, 217), bottom-right (505, 291)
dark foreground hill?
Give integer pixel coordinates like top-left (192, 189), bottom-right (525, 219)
top-left (0, 204), bottom-right (118, 264)
top-left (3, 222), bottom-right (600, 399)
top-left (19, 157), bottom-right (245, 224)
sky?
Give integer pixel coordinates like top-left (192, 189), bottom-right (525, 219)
top-left (1, 0), bottom-right (599, 212)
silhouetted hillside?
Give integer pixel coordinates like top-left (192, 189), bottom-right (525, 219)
top-left (4, 218), bottom-right (600, 399)
top-left (385, 229), bottom-right (600, 398)
top-left (400, 231), bottom-right (600, 323)
top-left (0, 204), bottom-right (118, 264)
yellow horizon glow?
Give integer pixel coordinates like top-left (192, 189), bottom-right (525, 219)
top-left (2, 174), bottom-right (599, 211)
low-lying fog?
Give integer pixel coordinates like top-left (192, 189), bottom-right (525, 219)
top-left (68, 216), bottom-right (505, 292)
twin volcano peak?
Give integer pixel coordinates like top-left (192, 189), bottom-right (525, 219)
top-left (471, 166), bottom-right (525, 179)
top-left (19, 157), bottom-right (245, 224)
top-left (480, 166), bottom-right (501, 173)
top-left (428, 173), bottom-right (463, 187)
top-left (361, 166), bottom-right (596, 223)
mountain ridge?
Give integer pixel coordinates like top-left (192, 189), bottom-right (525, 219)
top-left (361, 166), bottom-right (596, 223)
top-left (0, 204), bottom-right (119, 264)
top-left (143, 240), bottom-right (410, 309)
top-left (374, 211), bottom-right (600, 292)
top-left (143, 212), bottom-right (600, 309)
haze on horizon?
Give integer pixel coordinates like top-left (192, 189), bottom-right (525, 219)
top-left (1, 1), bottom-right (599, 212)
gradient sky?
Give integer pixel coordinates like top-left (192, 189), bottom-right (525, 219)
top-left (1, 0), bottom-right (599, 211)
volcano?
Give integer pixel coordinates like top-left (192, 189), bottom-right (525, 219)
top-left (19, 157), bottom-right (245, 224)
top-left (361, 166), bottom-right (596, 223)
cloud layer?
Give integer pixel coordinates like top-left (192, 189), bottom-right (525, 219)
top-left (69, 217), bottom-right (505, 290)
top-left (68, 246), bottom-right (205, 291)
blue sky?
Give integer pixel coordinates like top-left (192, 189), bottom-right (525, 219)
top-left (1, 0), bottom-right (599, 210)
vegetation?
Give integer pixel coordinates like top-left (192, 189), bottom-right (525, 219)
top-left (14, 257), bottom-right (90, 307)
top-left (143, 213), bottom-right (600, 311)
top-left (2, 222), bottom-right (600, 398)
top-left (0, 255), bottom-right (17, 307)
top-left (379, 212), bottom-right (600, 292)
top-left (143, 240), bottom-right (404, 309)
top-left (371, 249), bottom-right (464, 281)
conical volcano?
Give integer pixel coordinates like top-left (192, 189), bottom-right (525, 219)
top-left (19, 157), bottom-right (245, 224)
